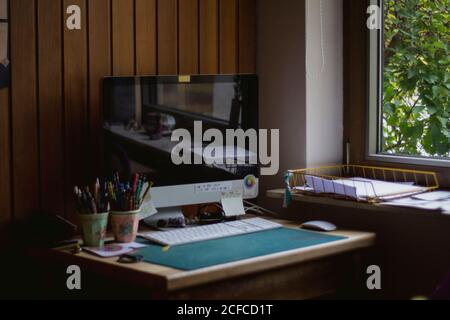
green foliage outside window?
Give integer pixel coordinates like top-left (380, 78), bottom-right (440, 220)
top-left (382, 0), bottom-right (449, 157)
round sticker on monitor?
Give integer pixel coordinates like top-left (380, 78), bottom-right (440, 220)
top-left (243, 175), bottom-right (258, 197)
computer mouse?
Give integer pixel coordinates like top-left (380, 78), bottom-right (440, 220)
top-left (300, 221), bottom-right (337, 232)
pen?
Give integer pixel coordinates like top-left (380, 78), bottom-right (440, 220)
top-left (74, 173), bottom-right (151, 213)
top-left (108, 182), bottom-right (116, 202)
top-left (74, 178), bottom-right (111, 214)
top-left (136, 175), bottom-right (144, 202)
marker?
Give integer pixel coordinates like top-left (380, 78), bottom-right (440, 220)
top-left (132, 173), bottom-right (139, 194)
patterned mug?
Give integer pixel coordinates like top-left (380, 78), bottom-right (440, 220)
top-left (78, 212), bottom-right (109, 247)
top-left (110, 210), bottom-right (141, 243)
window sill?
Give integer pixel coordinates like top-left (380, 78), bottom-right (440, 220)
top-left (266, 189), bottom-right (450, 221)
top-left (367, 153), bottom-right (450, 168)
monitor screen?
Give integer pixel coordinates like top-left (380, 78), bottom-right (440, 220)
top-left (102, 75), bottom-right (259, 189)
top-left (149, 82), bottom-right (235, 122)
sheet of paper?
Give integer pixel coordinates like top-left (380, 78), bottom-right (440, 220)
top-left (333, 178), bottom-right (426, 199)
top-left (305, 175), bottom-right (314, 189)
top-left (380, 198), bottom-right (441, 210)
top-left (441, 203), bottom-right (450, 215)
top-left (83, 242), bottom-right (147, 258)
top-left (139, 198), bottom-right (158, 220)
top-left (304, 176), bottom-right (426, 201)
top-left (221, 191), bottom-right (246, 217)
top-left (304, 175), bottom-right (357, 199)
top-left (379, 197), bottom-right (450, 212)
top-left (341, 183), bottom-right (358, 199)
top-left (293, 186), bottom-right (314, 192)
top-left (312, 176), bottom-right (325, 193)
top-left (412, 191), bottom-right (450, 202)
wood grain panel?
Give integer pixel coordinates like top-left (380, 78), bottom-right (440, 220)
top-left (37, 0), bottom-right (64, 214)
top-left (0, 88), bottom-right (11, 224)
top-left (4, 0), bottom-right (256, 220)
top-left (219, 0), bottom-right (238, 74)
top-left (199, 0), bottom-right (219, 74)
top-left (112, 0), bottom-right (135, 76)
top-left (10, 0), bottom-right (39, 220)
top-left (89, 0), bottom-right (111, 176)
top-left (179, 0), bottom-right (199, 75)
top-left (135, 0), bottom-right (157, 75)
top-left (238, 0), bottom-right (256, 73)
top-left (157, 0), bottom-right (178, 75)
top-left (0, 0), bottom-right (6, 18)
top-left (63, 0), bottom-right (88, 220)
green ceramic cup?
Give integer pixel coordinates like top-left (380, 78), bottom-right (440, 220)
top-left (78, 212), bottom-right (109, 247)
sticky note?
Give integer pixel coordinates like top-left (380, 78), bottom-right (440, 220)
top-left (221, 191), bottom-right (245, 217)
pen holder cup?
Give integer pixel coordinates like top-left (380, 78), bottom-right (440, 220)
top-left (78, 212), bottom-right (109, 247)
top-left (110, 210), bottom-right (141, 243)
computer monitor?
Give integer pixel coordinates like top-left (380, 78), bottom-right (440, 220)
top-left (102, 75), bottom-right (259, 213)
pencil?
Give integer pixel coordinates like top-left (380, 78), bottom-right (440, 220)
top-left (141, 181), bottom-right (153, 205)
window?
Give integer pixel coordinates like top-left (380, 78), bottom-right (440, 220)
top-left (368, 0), bottom-right (449, 166)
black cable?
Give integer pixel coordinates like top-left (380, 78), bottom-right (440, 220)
top-left (197, 203), bottom-right (226, 225)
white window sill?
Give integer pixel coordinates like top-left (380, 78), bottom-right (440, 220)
top-left (367, 153), bottom-right (450, 168)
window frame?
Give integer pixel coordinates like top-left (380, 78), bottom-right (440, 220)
top-left (366, 0), bottom-right (450, 168)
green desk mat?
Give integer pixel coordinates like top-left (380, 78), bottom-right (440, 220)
top-left (136, 228), bottom-right (347, 271)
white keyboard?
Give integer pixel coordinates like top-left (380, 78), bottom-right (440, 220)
top-left (139, 217), bottom-right (282, 246)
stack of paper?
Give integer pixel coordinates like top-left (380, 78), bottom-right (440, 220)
top-left (295, 175), bottom-right (449, 213)
top-left (301, 176), bottom-right (428, 201)
top-left (380, 191), bottom-right (450, 213)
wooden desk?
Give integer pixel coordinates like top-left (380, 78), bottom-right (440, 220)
top-left (46, 217), bottom-right (375, 299)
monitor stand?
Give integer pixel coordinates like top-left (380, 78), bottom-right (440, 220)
top-left (143, 207), bottom-right (186, 229)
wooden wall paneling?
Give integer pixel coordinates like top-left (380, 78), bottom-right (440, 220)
top-left (238, 0), bottom-right (256, 73)
top-left (63, 0), bottom-right (88, 220)
top-left (112, 0), bottom-right (135, 76)
top-left (37, 0), bottom-right (64, 215)
top-left (199, 0), bottom-right (219, 74)
top-left (0, 0), bottom-right (6, 18)
top-left (219, 0), bottom-right (238, 74)
top-left (89, 0), bottom-right (111, 176)
top-left (135, 0), bottom-right (157, 75)
top-left (179, 0), bottom-right (199, 75)
top-left (157, 0), bottom-right (178, 75)
top-left (10, 0), bottom-right (40, 220)
top-left (0, 88), bottom-right (11, 225)
top-left (4, 0), bottom-right (256, 220)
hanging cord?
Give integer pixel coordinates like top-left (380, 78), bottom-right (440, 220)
top-left (244, 200), bottom-right (280, 217)
top-left (190, 201), bottom-right (280, 221)
top-left (306, 0), bottom-right (325, 80)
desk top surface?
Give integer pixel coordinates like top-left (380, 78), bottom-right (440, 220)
top-left (53, 216), bottom-right (375, 292)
